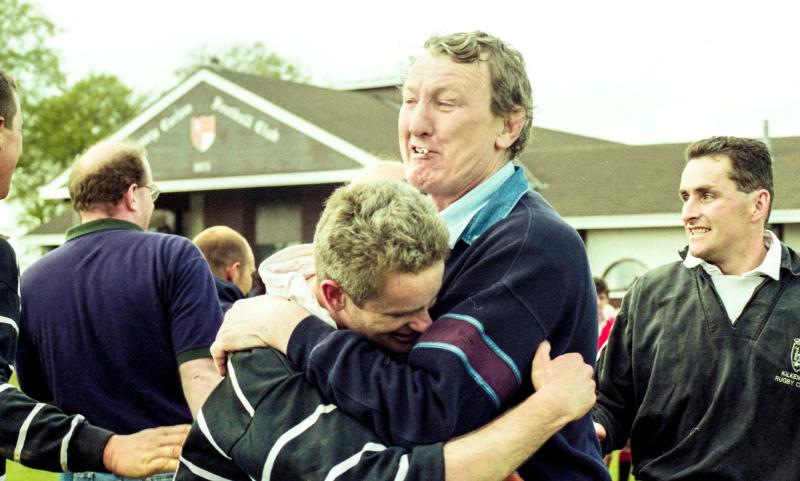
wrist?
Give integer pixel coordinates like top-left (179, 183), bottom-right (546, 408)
top-left (527, 389), bottom-right (576, 429)
top-left (102, 435), bottom-right (118, 472)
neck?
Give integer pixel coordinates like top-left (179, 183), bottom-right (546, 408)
top-left (716, 231), bottom-right (769, 275)
top-left (80, 209), bottom-right (141, 229)
top-left (431, 158), bottom-right (508, 211)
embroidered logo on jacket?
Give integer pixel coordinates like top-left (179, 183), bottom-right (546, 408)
top-left (792, 338), bottom-right (800, 373)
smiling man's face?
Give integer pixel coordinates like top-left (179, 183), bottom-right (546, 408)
top-left (338, 260), bottom-right (444, 353)
top-left (679, 154), bottom-right (760, 274)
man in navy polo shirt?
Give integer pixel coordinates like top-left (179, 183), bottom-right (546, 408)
top-left (1, 70), bottom-right (188, 479)
top-left (213, 31), bottom-right (607, 480)
top-left (16, 140), bottom-right (222, 481)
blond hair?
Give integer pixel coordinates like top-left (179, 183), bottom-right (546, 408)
top-left (315, 180), bottom-right (449, 306)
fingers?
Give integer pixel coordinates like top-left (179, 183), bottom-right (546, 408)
top-left (531, 340), bottom-right (551, 371)
top-left (210, 341), bottom-right (228, 376)
top-left (595, 422), bottom-right (607, 441)
top-left (149, 424), bottom-right (191, 436)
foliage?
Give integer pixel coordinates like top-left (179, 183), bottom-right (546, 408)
top-left (0, 0), bottom-right (64, 106)
top-left (176, 41), bottom-right (308, 82)
top-left (12, 74), bottom-right (143, 227)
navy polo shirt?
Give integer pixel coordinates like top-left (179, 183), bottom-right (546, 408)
top-left (17, 219), bottom-right (223, 433)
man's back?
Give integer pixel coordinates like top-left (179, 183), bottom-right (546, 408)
top-left (17, 221), bottom-right (222, 433)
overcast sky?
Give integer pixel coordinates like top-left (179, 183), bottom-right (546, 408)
top-left (31, 0), bottom-right (800, 144)
top-left (3, 0), bottom-right (799, 234)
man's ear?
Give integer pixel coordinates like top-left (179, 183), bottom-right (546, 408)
top-left (319, 279), bottom-right (347, 313)
top-left (495, 107), bottom-right (525, 151)
top-left (122, 184), bottom-right (138, 211)
top-left (751, 189), bottom-right (771, 224)
top-left (224, 262), bottom-right (241, 283)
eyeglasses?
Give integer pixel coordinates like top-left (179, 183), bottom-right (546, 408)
top-left (142, 184), bottom-right (161, 202)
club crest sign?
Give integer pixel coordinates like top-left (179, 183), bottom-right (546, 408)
top-left (190, 115), bottom-right (216, 153)
top-left (792, 339), bottom-right (800, 373)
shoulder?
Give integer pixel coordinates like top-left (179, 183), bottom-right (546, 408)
top-left (0, 239), bottom-right (17, 282)
top-left (621, 261), bottom-right (691, 308)
top-left (131, 232), bottom-right (202, 261)
top-left (484, 190), bottom-right (585, 261)
top-left (0, 238), bottom-right (17, 274)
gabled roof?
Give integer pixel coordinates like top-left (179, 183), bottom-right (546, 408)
top-left (529, 137), bottom-right (800, 227)
top-left (36, 68), bottom-right (800, 227)
top-left (41, 69), bottom-right (392, 199)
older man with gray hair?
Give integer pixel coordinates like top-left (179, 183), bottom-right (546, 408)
top-left (215, 31), bottom-right (606, 480)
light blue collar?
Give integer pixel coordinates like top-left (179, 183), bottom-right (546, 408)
top-left (440, 163), bottom-right (531, 247)
top-left (440, 163), bottom-right (515, 247)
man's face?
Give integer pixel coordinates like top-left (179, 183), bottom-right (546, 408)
top-left (399, 52), bottom-right (507, 210)
top-left (679, 155), bottom-right (758, 273)
top-left (135, 157), bottom-right (156, 229)
top-left (0, 93), bottom-right (23, 200)
top-left (340, 260), bottom-right (444, 353)
top-left (596, 292), bottom-right (609, 324)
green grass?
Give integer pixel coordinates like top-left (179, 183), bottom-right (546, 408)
top-left (6, 460), bottom-right (57, 481)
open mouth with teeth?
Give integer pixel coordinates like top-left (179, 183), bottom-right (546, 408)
top-left (413, 147), bottom-right (429, 155)
top-left (688, 227), bottom-right (710, 236)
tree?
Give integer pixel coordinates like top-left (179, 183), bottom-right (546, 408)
top-left (12, 74), bottom-right (143, 227)
top-left (0, 0), bottom-right (64, 106)
top-left (176, 41), bottom-right (308, 82)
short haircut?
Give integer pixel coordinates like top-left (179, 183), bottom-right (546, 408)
top-left (685, 136), bottom-right (774, 222)
top-left (0, 70), bottom-right (19, 130)
top-left (594, 277), bottom-right (609, 297)
top-left (193, 226), bottom-right (255, 276)
top-left (68, 143), bottom-right (148, 213)
top-left (423, 31), bottom-right (533, 159)
top-left (314, 180), bottom-right (450, 306)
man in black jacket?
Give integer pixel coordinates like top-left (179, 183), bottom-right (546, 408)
top-left (594, 136), bottom-right (800, 480)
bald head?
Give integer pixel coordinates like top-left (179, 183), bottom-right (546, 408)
top-left (350, 161), bottom-right (406, 185)
top-left (69, 140), bottom-right (150, 214)
top-left (193, 226), bottom-right (256, 294)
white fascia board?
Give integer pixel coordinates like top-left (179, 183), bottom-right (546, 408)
top-left (767, 209), bottom-right (800, 223)
top-left (563, 213), bottom-right (682, 230)
top-left (40, 69), bottom-right (381, 199)
top-left (565, 209), bottom-right (800, 230)
top-left (43, 169), bottom-right (361, 199)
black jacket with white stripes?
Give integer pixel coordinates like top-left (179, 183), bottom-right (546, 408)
top-left (0, 238), bottom-right (112, 478)
top-left (175, 348), bottom-right (445, 481)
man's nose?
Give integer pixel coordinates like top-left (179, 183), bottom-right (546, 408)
top-left (681, 197), bottom-right (698, 223)
top-left (408, 310), bottom-right (433, 333)
top-left (407, 102), bottom-right (433, 138)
